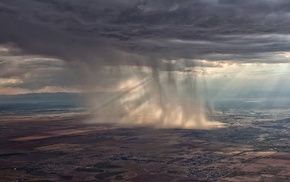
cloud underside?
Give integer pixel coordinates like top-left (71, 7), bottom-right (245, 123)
top-left (0, 0), bottom-right (290, 63)
top-left (1, 0), bottom-right (290, 94)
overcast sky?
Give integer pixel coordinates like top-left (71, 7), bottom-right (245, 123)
top-left (1, 0), bottom-right (290, 95)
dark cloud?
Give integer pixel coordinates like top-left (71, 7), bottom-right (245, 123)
top-left (2, 0), bottom-right (290, 95)
top-left (3, 1), bottom-right (290, 126)
top-left (1, 0), bottom-right (290, 63)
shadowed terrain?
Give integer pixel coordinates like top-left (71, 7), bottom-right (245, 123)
top-left (2, 110), bottom-right (290, 182)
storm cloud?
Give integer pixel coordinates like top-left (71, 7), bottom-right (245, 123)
top-left (0, 0), bottom-right (290, 63)
top-left (1, 0), bottom-right (290, 128)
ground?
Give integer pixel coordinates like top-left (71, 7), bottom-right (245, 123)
top-left (1, 111), bottom-right (290, 182)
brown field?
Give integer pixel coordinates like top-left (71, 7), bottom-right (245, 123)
top-left (1, 114), bottom-right (290, 181)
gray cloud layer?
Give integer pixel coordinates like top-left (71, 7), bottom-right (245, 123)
top-left (1, 0), bottom-right (290, 63)
top-left (1, 0), bottom-right (290, 128)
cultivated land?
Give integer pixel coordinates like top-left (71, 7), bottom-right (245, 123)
top-left (1, 111), bottom-right (290, 182)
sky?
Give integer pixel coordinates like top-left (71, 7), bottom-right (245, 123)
top-left (1, 0), bottom-right (290, 96)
